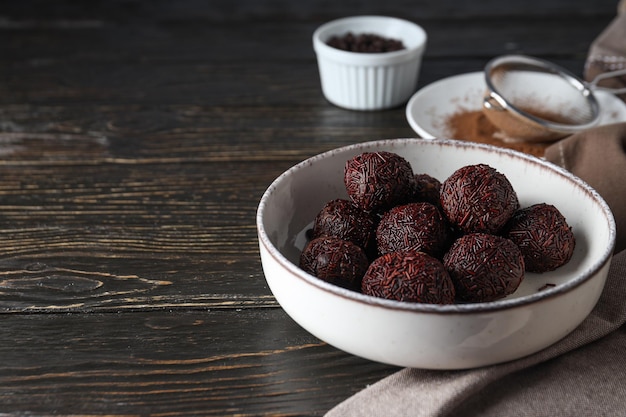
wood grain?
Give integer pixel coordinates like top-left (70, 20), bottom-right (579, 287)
top-left (0, 310), bottom-right (398, 415)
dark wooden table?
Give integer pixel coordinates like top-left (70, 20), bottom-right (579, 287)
top-left (0, 1), bottom-right (619, 415)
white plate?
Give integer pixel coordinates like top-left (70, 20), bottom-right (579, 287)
top-left (406, 71), bottom-right (626, 139)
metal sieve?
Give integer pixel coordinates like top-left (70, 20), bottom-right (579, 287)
top-left (483, 54), bottom-right (626, 142)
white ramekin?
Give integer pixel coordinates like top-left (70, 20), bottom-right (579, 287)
top-left (313, 15), bottom-right (427, 111)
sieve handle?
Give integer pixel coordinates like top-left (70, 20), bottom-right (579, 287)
top-left (483, 92), bottom-right (508, 111)
top-left (589, 68), bottom-right (626, 95)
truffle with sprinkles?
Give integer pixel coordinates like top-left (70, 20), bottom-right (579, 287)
top-left (344, 151), bottom-right (414, 213)
top-left (440, 163), bottom-right (519, 234)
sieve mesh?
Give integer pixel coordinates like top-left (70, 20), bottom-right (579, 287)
top-left (484, 55), bottom-right (600, 142)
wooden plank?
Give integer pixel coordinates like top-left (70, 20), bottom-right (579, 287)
top-left (0, 0), bottom-right (618, 22)
top-left (0, 111), bottom-right (409, 314)
top-left (0, 56), bottom-right (595, 107)
top-left (0, 309), bottom-right (398, 415)
top-left (0, 161), bottom-right (272, 311)
top-left (0, 18), bottom-right (610, 65)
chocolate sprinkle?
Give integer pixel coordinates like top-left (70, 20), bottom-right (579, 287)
top-left (503, 203), bottom-right (576, 272)
top-left (538, 283), bottom-right (556, 291)
top-left (326, 32), bottom-right (406, 53)
top-left (361, 250), bottom-right (455, 304)
top-left (443, 233), bottom-right (525, 303)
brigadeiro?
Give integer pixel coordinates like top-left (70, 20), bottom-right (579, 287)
top-left (344, 151), bottom-right (414, 212)
top-left (503, 203), bottom-right (576, 273)
top-left (376, 202), bottom-right (450, 258)
top-left (361, 250), bottom-right (455, 304)
top-left (299, 236), bottom-right (369, 291)
top-left (312, 198), bottom-right (375, 250)
top-left (444, 233), bottom-right (525, 303)
top-left (440, 164), bottom-right (519, 234)
top-left (412, 173), bottom-right (442, 207)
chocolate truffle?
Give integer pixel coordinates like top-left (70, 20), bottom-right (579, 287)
top-left (361, 250), bottom-right (455, 304)
top-left (312, 199), bottom-right (374, 250)
top-left (503, 203), bottom-right (575, 273)
top-left (440, 164), bottom-right (519, 234)
top-left (376, 202), bottom-right (450, 258)
top-left (412, 173), bottom-right (442, 207)
top-left (443, 233), bottom-right (525, 303)
top-left (344, 151), bottom-right (414, 212)
top-left (299, 236), bottom-right (369, 291)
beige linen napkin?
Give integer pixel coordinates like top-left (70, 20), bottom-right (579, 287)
top-left (544, 123), bottom-right (626, 254)
top-left (585, 11), bottom-right (626, 98)
top-left (326, 13), bottom-right (626, 416)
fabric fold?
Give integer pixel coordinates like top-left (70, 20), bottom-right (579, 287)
top-left (544, 123), bottom-right (626, 253)
top-left (584, 13), bottom-right (626, 98)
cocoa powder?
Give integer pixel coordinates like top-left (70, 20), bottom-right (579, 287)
top-left (445, 110), bottom-right (550, 157)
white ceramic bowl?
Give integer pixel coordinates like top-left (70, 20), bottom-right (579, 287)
top-left (313, 16), bottom-right (427, 110)
top-left (256, 138), bottom-right (615, 369)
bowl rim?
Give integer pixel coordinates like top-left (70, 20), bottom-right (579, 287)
top-left (312, 15), bottom-right (427, 65)
top-left (257, 138), bottom-right (616, 314)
